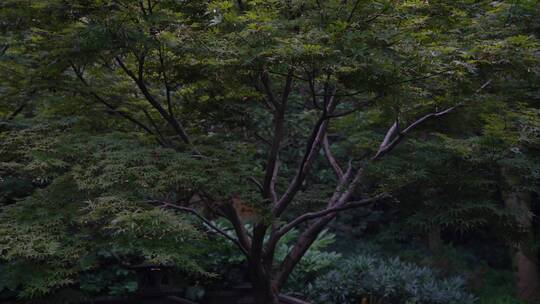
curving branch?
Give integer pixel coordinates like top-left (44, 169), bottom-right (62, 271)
top-left (278, 294), bottom-right (311, 304)
top-left (273, 91), bottom-right (337, 217)
top-left (373, 79), bottom-right (492, 160)
top-left (276, 193), bottom-right (389, 238)
top-left (346, 0), bottom-right (362, 23)
top-left (69, 63), bottom-right (166, 145)
top-left (115, 56), bottom-right (191, 144)
top-left (322, 135), bottom-right (344, 180)
top-left (262, 70), bottom-right (293, 202)
top-left (325, 94), bottom-right (382, 118)
top-left (161, 202), bottom-right (249, 255)
top-left (275, 212), bottom-right (335, 289)
top-left (0, 45), bottom-right (8, 56)
top-left (269, 158), bottom-right (280, 203)
top-left (157, 45), bottom-right (175, 119)
top-left (7, 90), bottom-right (34, 121)
top-left (220, 203), bottom-right (253, 253)
top-left (377, 120), bottom-right (398, 152)
top-left (372, 107), bottom-right (456, 160)
top-left (306, 69), bottom-right (322, 110)
top-left (141, 108), bottom-right (169, 146)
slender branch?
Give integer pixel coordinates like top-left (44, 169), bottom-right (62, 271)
top-left (158, 45), bottom-right (175, 118)
top-left (322, 72), bottom-right (332, 109)
top-left (275, 159), bottom-right (365, 288)
top-left (166, 296), bottom-right (198, 304)
top-left (69, 63), bottom-right (163, 144)
top-left (0, 45), bottom-right (8, 56)
top-left (476, 79), bottom-right (492, 92)
top-left (327, 163), bottom-right (366, 210)
top-left (138, 1), bottom-right (147, 15)
top-left (325, 94), bottom-right (381, 118)
top-left (274, 92), bottom-right (337, 217)
top-left (162, 203), bottom-right (248, 255)
top-left (252, 70), bottom-right (294, 269)
top-left (220, 203), bottom-right (252, 252)
top-left (378, 120), bottom-right (398, 152)
top-left (306, 69), bottom-right (322, 110)
top-left (7, 102), bottom-right (27, 120)
top-left (262, 70), bottom-right (293, 202)
top-left (7, 89), bottom-right (35, 120)
top-left (329, 69), bottom-right (455, 98)
top-left (147, 0), bottom-right (154, 14)
top-left (252, 70), bottom-right (294, 270)
top-left (265, 165), bottom-right (352, 260)
top-left (254, 132), bottom-right (272, 146)
top-left (270, 158), bottom-right (280, 203)
top-left (372, 106), bottom-right (457, 160)
top-left (361, 5), bottom-right (391, 25)
top-left (347, 0), bottom-right (362, 23)
top-left (373, 80), bottom-right (492, 160)
top-left (260, 70), bottom-right (279, 109)
top-left (276, 193), bottom-right (389, 238)
top-left (281, 69), bottom-right (295, 105)
top-left (248, 176), bottom-right (263, 192)
top-left (275, 213), bottom-right (335, 289)
top-left (142, 108), bottom-right (169, 145)
top-left (137, 50), bottom-right (146, 81)
top-left (115, 56), bottom-right (191, 144)
top-left (274, 115), bottom-right (327, 216)
top-left (322, 135), bottom-right (344, 180)
top-left (278, 294), bottom-right (311, 304)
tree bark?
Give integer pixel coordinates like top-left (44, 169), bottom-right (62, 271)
top-left (249, 262), bottom-right (280, 304)
top-left (501, 167), bottom-right (540, 303)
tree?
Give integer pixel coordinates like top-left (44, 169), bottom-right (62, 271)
top-left (1, 1), bottom-right (535, 303)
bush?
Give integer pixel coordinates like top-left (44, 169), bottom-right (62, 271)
top-left (305, 255), bottom-right (475, 304)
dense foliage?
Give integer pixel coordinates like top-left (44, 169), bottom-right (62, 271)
top-left (0, 0), bottom-right (539, 303)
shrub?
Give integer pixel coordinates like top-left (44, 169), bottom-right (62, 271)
top-left (305, 254), bottom-right (475, 304)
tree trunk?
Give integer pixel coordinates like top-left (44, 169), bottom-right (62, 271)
top-left (501, 167), bottom-right (540, 303)
top-left (252, 279), bottom-right (281, 304)
top-left (249, 260), bottom-right (280, 304)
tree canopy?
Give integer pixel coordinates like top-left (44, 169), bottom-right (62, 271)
top-left (1, 1), bottom-right (539, 303)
